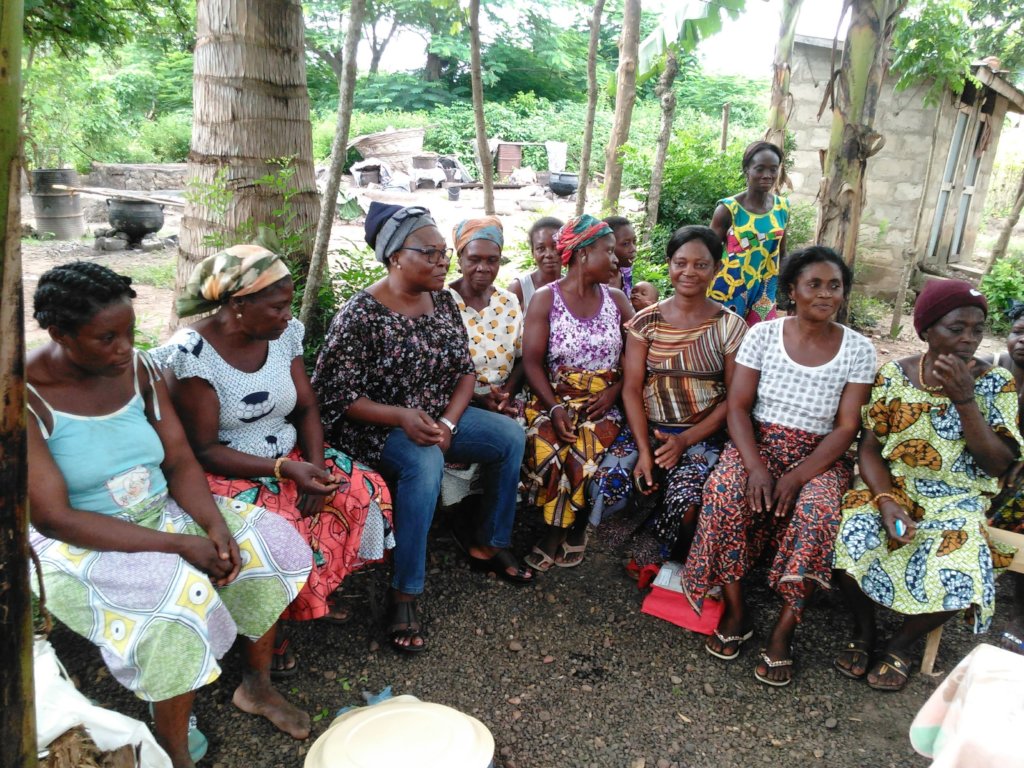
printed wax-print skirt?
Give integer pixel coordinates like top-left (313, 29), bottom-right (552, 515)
top-left (588, 426), bottom-right (638, 526)
top-left (681, 422), bottom-right (852, 621)
top-left (207, 444), bottom-right (394, 622)
top-left (524, 367), bottom-right (623, 529)
top-left (594, 426), bottom-right (726, 566)
top-left (990, 484), bottom-right (1024, 534)
top-left (30, 492), bottom-right (311, 702)
top-left (834, 485), bottom-right (1015, 634)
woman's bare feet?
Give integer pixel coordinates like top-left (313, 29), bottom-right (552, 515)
top-left (232, 675), bottom-right (311, 739)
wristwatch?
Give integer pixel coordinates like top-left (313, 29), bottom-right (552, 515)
top-left (438, 416), bottom-right (458, 435)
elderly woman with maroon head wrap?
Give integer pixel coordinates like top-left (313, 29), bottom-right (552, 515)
top-left (833, 279), bottom-right (1022, 692)
top-left (521, 215), bottom-right (635, 572)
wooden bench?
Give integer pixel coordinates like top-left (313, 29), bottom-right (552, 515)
top-left (921, 525), bottom-right (1024, 676)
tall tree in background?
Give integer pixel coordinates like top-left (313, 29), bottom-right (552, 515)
top-left (815, 0), bottom-right (906, 275)
top-left (642, 49), bottom-right (679, 243)
top-left (601, 0), bottom-right (641, 214)
top-left (176, 0), bottom-right (318, 326)
top-left (470, 0), bottom-right (495, 214)
top-left (300, 0), bottom-right (365, 328)
top-left (0, 0), bottom-right (35, 764)
top-left (988, 159), bottom-right (1024, 269)
top-left (764, 0), bottom-right (803, 188)
top-left (636, 0), bottom-right (745, 242)
top-left (575, 0), bottom-right (605, 217)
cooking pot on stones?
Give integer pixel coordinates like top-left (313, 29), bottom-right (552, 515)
top-left (107, 198), bottom-right (164, 244)
top-left (548, 171), bottom-right (579, 197)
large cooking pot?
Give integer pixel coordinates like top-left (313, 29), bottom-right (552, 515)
top-left (548, 171), bottom-right (579, 197)
top-left (106, 198), bottom-right (164, 244)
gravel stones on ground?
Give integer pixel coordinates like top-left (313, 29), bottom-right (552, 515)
top-left (46, 514), bottom-right (1021, 768)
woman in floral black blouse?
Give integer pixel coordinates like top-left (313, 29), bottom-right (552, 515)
top-left (312, 203), bottom-right (533, 654)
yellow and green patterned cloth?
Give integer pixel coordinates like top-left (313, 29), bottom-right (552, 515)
top-left (833, 361), bottom-right (1023, 632)
top-left (707, 195), bottom-right (789, 326)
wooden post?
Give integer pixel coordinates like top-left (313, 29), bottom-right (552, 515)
top-left (888, 248), bottom-right (914, 339)
top-left (720, 103), bottom-right (731, 152)
top-left (575, 0), bottom-right (606, 217)
top-left (469, 0), bottom-right (495, 215)
top-left (0, 0), bottom-right (36, 765)
top-left (299, 0), bottom-right (365, 329)
top-left (920, 626), bottom-right (943, 676)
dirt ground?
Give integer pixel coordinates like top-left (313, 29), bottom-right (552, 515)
top-left (21, 185), bottom-right (1022, 768)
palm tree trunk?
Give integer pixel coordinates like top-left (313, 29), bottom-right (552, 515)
top-left (987, 166), bottom-right (1024, 271)
top-left (765, 0), bottom-right (803, 189)
top-left (300, 0), bottom-right (365, 329)
top-left (470, 0), bottom-right (495, 215)
top-left (602, 0), bottom-right (641, 215)
top-left (815, 0), bottom-right (906, 277)
top-left (0, 1), bottom-right (36, 765)
top-left (576, 0), bottom-right (606, 217)
top-left (176, 0), bottom-right (319, 327)
top-left (641, 49), bottom-right (679, 244)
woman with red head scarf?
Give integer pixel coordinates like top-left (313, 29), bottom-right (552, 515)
top-left (521, 215), bottom-right (634, 571)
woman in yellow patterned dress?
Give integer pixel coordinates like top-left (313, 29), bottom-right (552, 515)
top-left (708, 141), bottom-right (789, 326)
top-left (833, 281), bottom-right (1022, 692)
top-left (443, 216), bottom-right (524, 507)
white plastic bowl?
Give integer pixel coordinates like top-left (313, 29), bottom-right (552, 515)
top-left (304, 695), bottom-right (495, 768)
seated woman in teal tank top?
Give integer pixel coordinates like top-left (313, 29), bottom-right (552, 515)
top-left (27, 262), bottom-right (314, 768)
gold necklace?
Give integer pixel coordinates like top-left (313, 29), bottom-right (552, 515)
top-left (917, 354), bottom-right (944, 394)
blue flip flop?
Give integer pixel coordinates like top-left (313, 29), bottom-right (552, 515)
top-left (148, 704), bottom-right (208, 762)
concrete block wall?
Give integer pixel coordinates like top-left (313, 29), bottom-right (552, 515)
top-left (786, 39), bottom-right (957, 296)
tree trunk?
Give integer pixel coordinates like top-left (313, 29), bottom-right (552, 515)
top-left (602, 0), bottom-right (642, 215)
top-left (987, 166), bottom-right (1024, 270)
top-left (576, 0), bottom-right (606, 217)
top-left (175, 0), bottom-right (319, 328)
top-left (815, 0), bottom-right (906, 283)
top-left (425, 51), bottom-right (443, 81)
top-left (367, 18), bottom-right (397, 76)
top-left (300, 0), bottom-right (365, 330)
top-left (469, 0), bottom-right (495, 215)
top-left (764, 0), bottom-right (803, 150)
top-left (641, 49), bottom-right (679, 244)
top-left (0, 2), bottom-right (35, 766)
top-left (369, 47), bottom-right (384, 75)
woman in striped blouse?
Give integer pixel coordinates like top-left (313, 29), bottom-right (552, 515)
top-left (620, 226), bottom-right (746, 564)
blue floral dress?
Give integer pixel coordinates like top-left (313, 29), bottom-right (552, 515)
top-left (833, 361), bottom-right (1023, 632)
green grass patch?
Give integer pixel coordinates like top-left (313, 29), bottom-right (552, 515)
top-left (123, 261), bottom-right (176, 290)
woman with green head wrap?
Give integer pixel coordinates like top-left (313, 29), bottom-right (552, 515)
top-left (154, 244), bottom-right (395, 675)
top-left (521, 215), bottom-right (635, 571)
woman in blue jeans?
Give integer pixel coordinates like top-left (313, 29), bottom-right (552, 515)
top-left (312, 202), bottom-right (533, 654)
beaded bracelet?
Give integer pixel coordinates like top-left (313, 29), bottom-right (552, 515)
top-left (274, 456), bottom-right (289, 480)
top-left (871, 491), bottom-right (902, 509)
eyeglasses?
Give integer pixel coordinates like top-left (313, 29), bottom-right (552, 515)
top-left (400, 246), bottom-right (453, 265)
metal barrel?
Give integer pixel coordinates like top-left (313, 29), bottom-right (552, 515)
top-left (31, 169), bottom-right (86, 240)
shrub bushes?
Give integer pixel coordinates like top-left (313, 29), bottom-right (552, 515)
top-left (980, 253), bottom-right (1024, 334)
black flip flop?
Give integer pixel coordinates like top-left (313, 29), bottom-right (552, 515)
top-left (451, 527), bottom-right (534, 585)
top-left (270, 637), bottom-right (299, 678)
top-left (833, 640), bottom-right (871, 680)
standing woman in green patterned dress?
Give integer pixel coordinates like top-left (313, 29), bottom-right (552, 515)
top-left (708, 141), bottom-right (789, 326)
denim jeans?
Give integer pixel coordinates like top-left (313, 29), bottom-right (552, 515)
top-left (377, 406), bottom-right (526, 595)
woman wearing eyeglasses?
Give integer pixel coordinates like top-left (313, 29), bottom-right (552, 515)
top-left (312, 203), bottom-right (533, 655)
